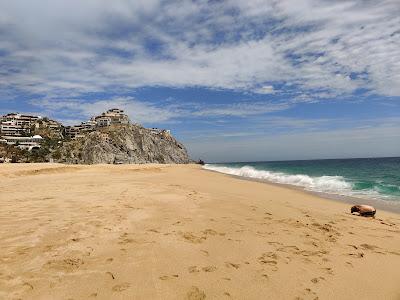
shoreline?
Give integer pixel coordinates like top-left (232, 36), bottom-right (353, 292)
top-left (1, 163), bottom-right (400, 299)
top-left (202, 166), bottom-right (400, 214)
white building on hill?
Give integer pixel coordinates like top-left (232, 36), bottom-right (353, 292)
top-left (1, 135), bottom-right (43, 151)
top-left (0, 113), bottom-right (42, 136)
top-left (93, 108), bottom-right (130, 127)
top-left (65, 108), bottom-right (131, 139)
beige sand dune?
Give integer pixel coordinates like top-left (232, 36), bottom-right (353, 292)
top-left (0, 163), bottom-right (399, 299)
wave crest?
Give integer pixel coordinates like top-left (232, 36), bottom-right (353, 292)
top-left (203, 164), bottom-right (352, 194)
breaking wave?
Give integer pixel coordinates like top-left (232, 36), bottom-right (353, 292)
top-left (204, 164), bottom-right (353, 195)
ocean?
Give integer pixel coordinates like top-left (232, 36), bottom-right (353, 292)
top-left (204, 157), bottom-right (400, 204)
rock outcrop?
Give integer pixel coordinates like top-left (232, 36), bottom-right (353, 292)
top-left (59, 124), bottom-right (191, 164)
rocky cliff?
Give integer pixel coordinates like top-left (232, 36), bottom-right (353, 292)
top-left (58, 124), bottom-right (191, 164)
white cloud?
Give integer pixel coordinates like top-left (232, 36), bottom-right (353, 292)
top-left (254, 85), bottom-right (276, 94)
top-left (192, 101), bottom-right (290, 117)
top-left (0, 0), bottom-right (399, 100)
top-left (30, 97), bottom-right (181, 124)
top-left (30, 97), bottom-right (293, 125)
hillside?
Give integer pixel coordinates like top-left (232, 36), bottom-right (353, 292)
top-left (58, 124), bottom-right (191, 164)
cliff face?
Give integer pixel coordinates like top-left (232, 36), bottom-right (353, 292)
top-left (59, 124), bottom-right (191, 164)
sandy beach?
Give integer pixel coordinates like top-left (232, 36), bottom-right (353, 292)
top-left (0, 163), bottom-right (399, 300)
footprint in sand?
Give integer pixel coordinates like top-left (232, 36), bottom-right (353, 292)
top-left (124, 204), bottom-right (141, 209)
top-left (118, 233), bottom-right (135, 244)
top-left (225, 262), bottom-right (240, 269)
top-left (322, 267), bottom-right (334, 275)
top-left (302, 287), bottom-right (319, 299)
top-left (188, 266), bottom-right (200, 273)
top-left (112, 283), bottom-right (130, 292)
top-left (202, 266), bottom-right (217, 272)
top-left (345, 261), bottom-right (354, 267)
top-left (203, 229), bottom-right (226, 237)
top-left (186, 286), bottom-right (206, 300)
top-left (306, 241), bottom-right (319, 248)
top-left (277, 245), bottom-right (329, 263)
top-left (159, 275), bottom-right (179, 280)
top-left (181, 232), bottom-right (206, 244)
top-left (359, 243), bottom-right (379, 251)
top-left (22, 282), bottom-right (34, 290)
top-left (311, 222), bottom-right (341, 242)
top-left (311, 276), bottom-right (325, 284)
top-left (202, 229), bottom-right (218, 236)
top-left (268, 241), bottom-right (283, 246)
top-left (258, 252), bottom-right (278, 269)
top-left (85, 246), bottom-right (94, 257)
top-left (348, 252), bottom-right (364, 258)
top-left (45, 257), bottom-right (84, 272)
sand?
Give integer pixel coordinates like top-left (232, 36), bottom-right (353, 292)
top-left (0, 163), bottom-right (399, 300)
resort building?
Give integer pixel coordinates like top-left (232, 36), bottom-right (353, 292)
top-left (64, 125), bottom-right (84, 140)
top-left (2, 113), bottom-right (42, 125)
top-left (94, 116), bottom-right (112, 127)
top-left (0, 120), bottom-right (28, 136)
top-left (0, 113), bottom-right (41, 136)
top-left (150, 128), bottom-right (172, 136)
top-left (64, 119), bottom-right (96, 139)
top-left (81, 120), bottom-right (97, 132)
top-left (0, 113), bottom-right (64, 136)
top-left (93, 108), bottom-right (130, 127)
top-left (0, 113), bottom-right (49, 136)
top-left (38, 118), bottom-right (63, 131)
top-left (1, 135), bottom-right (43, 151)
top-left (64, 108), bottom-right (131, 139)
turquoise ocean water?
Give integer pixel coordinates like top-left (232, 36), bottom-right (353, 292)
top-left (204, 157), bottom-right (400, 203)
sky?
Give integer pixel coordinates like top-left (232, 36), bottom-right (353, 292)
top-left (0, 0), bottom-right (399, 162)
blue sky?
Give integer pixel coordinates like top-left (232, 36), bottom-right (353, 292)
top-left (0, 0), bottom-right (399, 162)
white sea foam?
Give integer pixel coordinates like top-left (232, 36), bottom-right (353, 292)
top-left (203, 164), bottom-right (352, 194)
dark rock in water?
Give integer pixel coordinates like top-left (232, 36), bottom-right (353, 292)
top-left (197, 159), bottom-right (205, 165)
top-left (351, 205), bottom-right (376, 217)
top-left (59, 124), bottom-right (191, 164)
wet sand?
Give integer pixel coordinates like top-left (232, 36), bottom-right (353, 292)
top-left (0, 163), bottom-right (399, 299)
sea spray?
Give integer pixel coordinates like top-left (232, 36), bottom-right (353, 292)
top-left (204, 164), bottom-right (352, 193)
